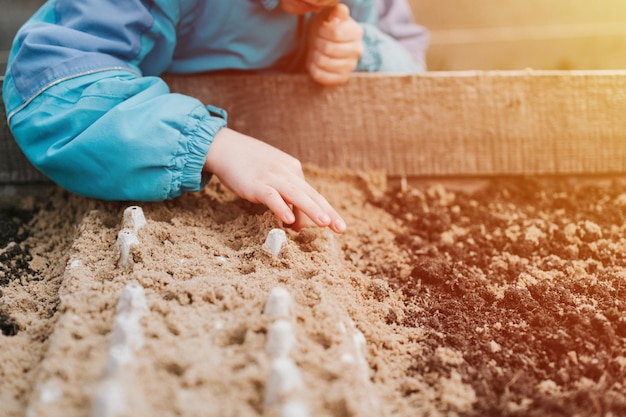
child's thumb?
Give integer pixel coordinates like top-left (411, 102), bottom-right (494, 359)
top-left (326, 3), bottom-right (350, 24)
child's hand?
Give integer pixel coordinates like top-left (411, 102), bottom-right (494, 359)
top-left (204, 128), bottom-right (347, 233)
top-left (306, 4), bottom-right (363, 86)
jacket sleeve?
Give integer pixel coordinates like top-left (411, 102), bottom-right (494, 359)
top-left (7, 72), bottom-right (226, 201)
top-left (376, 0), bottom-right (429, 68)
top-left (3, 0), bottom-right (226, 201)
top-left (347, 0), bottom-right (428, 73)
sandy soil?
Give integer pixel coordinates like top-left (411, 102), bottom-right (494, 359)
top-left (1, 167), bottom-right (625, 417)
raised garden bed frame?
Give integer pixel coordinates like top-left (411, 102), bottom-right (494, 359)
top-left (2, 71), bottom-right (626, 185)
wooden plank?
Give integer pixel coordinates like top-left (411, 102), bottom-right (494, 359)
top-left (164, 71), bottom-right (626, 177)
top-left (3, 71), bottom-right (626, 184)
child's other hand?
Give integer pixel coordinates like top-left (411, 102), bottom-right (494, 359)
top-left (306, 4), bottom-right (363, 86)
top-left (204, 128), bottom-right (347, 234)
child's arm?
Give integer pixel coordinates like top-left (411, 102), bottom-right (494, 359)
top-left (8, 75), bottom-right (345, 233)
top-left (6, 71), bottom-right (225, 202)
top-left (4, 0), bottom-right (345, 233)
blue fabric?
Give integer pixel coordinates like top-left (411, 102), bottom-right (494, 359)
top-left (260, 0), bottom-right (280, 10)
top-left (3, 0), bottom-right (425, 202)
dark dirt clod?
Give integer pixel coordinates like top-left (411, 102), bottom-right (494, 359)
top-left (0, 207), bottom-right (33, 248)
top-left (373, 178), bottom-right (626, 417)
top-left (0, 310), bottom-right (20, 336)
top-left (0, 206), bottom-right (36, 338)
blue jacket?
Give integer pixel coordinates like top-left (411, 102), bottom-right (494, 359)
top-left (3, 0), bottom-right (426, 201)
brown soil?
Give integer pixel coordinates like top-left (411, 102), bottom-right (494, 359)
top-left (0, 167), bottom-right (625, 417)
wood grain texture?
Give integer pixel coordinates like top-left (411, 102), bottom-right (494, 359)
top-left (164, 71), bottom-right (626, 177)
top-left (3, 71), bottom-right (626, 184)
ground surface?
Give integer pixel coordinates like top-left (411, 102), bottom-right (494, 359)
top-left (0, 168), bottom-right (625, 417)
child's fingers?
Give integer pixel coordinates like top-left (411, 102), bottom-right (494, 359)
top-left (278, 181), bottom-right (333, 228)
top-left (318, 18), bottom-right (363, 43)
top-left (206, 128), bottom-right (345, 233)
top-left (308, 63), bottom-right (351, 86)
top-left (292, 178), bottom-right (347, 233)
top-left (325, 3), bottom-right (350, 24)
top-left (305, 186), bottom-right (347, 233)
top-left (255, 184), bottom-right (297, 225)
top-left (246, 179), bottom-right (346, 233)
top-left (311, 36), bottom-right (363, 59)
top-left (310, 50), bottom-right (359, 74)
top-left (252, 178), bottom-right (343, 232)
top-left (271, 177), bottom-right (347, 233)
top-left (309, 39), bottom-right (361, 82)
top-left (291, 207), bottom-right (311, 232)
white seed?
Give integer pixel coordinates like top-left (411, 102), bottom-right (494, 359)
top-left (264, 287), bottom-right (291, 319)
top-left (91, 379), bottom-right (128, 417)
top-left (93, 283), bottom-right (149, 417)
top-left (265, 357), bottom-right (303, 406)
top-left (353, 327), bottom-right (366, 352)
top-left (122, 206), bottom-right (146, 233)
top-left (110, 284), bottom-right (148, 351)
top-left (105, 283), bottom-right (148, 375)
top-left (350, 324), bottom-right (370, 383)
top-left (109, 314), bottom-right (144, 352)
top-left (264, 228), bottom-right (287, 257)
top-left (116, 229), bottom-right (139, 268)
top-left (265, 319), bottom-right (295, 359)
top-left (38, 380), bottom-right (63, 404)
top-left (337, 322), bottom-right (347, 334)
top-left (340, 353), bottom-right (355, 364)
top-left (116, 283), bottom-right (148, 318)
top-left (281, 400), bottom-right (310, 417)
top-left (104, 344), bottom-right (135, 377)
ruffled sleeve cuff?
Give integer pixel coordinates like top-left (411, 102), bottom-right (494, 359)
top-left (176, 104), bottom-right (227, 197)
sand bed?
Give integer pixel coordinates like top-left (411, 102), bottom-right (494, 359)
top-left (1, 167), bottom-right (625, 416)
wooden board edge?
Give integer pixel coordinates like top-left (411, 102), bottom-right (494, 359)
top-left (3, 71), bottom-right (626, 185)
